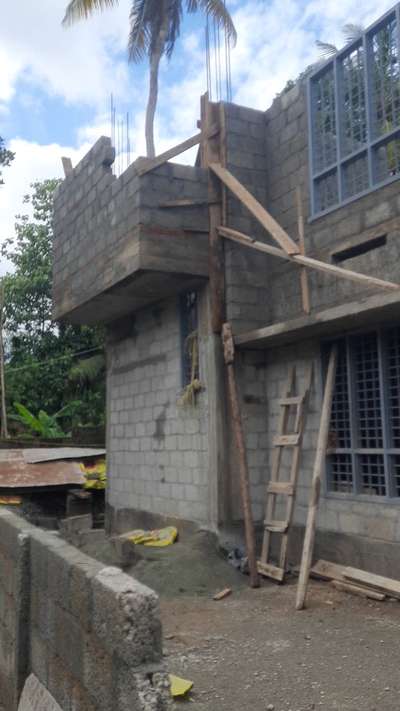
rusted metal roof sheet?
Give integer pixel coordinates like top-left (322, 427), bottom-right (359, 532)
top-left (23, 447), bottom-right (106, 464)
top-left (0, 449), bottom-right (85, 489)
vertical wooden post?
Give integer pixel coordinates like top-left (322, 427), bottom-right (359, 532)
top-left (201, 93), bottom-right (225, 333)
top-left (222, 323), bottom-right (259, 588)
top-left (296, 186), bottom-right (311, 315)
top-left (0, 283), bottom-right (8, 439)
top-left (295, 344), bottom-right (338, 610)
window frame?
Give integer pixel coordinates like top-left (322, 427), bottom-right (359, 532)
top-left (179, 290), bottom-right (199, 388)
top-left (309, 3), bottom-right (400, 219)
top-left (323, 326), bottom-right (400, 503)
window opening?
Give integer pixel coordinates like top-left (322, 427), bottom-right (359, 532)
top-left (309, 5), bottom-right (400, 216)
top-left (326, 326), bottom-right (400, 498)
top-left (332, 234), bottom-right (387, 262)
top-left (179, 291), bottom-right (199, 388)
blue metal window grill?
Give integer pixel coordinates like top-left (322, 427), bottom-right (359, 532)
top-left (309, 4), bottom-right (400, 216)
top-left (326, 326), bottom-right (400, 498)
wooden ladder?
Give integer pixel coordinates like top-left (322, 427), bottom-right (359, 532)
top-left (258, 365), bottom-right (313, 582)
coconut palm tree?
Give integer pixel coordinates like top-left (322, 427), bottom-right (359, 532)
top-left (63, 0), bottom-right (237, 158)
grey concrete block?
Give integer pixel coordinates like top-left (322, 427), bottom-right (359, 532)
top-left (91, 566), bottom-right (162, 665)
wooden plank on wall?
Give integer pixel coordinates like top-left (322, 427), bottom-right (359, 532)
top-left (201, 94), bottom-right (225, 333)
top-left (218, 226), bottom-right (400, 292)
top-left (209, 162), bottom-right (299, 255)
top-left (136, 132), bottom-right (203, 176)
top-left (295, 345), bottom-right (338, 611)
top-left (296, 186), bottom-right (311, 314)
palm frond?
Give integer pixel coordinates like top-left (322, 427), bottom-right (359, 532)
top-left (128, 0), bottom-right (155, 62)
top-left (187, 0), bottom-right (237, 45)
top-left (316, 39), bottom-right (338, 58)
top-left (343, 23), bottom-right (363, 44)
top-left (62, 0), bottom-right (119, 26)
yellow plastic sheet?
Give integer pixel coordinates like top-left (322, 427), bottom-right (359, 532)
top-left (169, 674), bottom-right (193, 697)
top-left (128, 526), bottom-right (178, 547)
top-left (80, 460), bottom-right (107, 490)
top-left (0, 496), bottom-right (22, 505)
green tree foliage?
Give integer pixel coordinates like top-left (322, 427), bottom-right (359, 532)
top-left (1, 180), bottom-right (105, 435)
top-left (0, 137), bottom-right (15, 185)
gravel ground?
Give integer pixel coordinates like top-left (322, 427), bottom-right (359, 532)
top-left (163, 580), bottom-right (400, 711)
top-left (80, 527), bottom-right (400, 710)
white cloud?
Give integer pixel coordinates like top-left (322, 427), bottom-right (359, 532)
top-left (1, 0), bottom-right (399, 279)
top-left (0, 0), bottom-right (137, 107)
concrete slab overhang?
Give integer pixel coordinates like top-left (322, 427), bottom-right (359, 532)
top-left (235, 291), bottom-right (400, 349)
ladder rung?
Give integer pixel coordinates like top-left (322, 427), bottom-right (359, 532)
top-left (278, 396), bottom-right (303, 407)
top-left (267, 481), bottom-right (294, 496)
top-left (264, 520), bottom-right (289, 533)
top-left (273, 434), bottom-right (300, 447)
top-left (257, 561), bottom-right (285, 582)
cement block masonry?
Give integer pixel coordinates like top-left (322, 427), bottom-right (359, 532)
top-left (0, 509), bottom-right (170, 711)
top-left (106, 293), bottom-right (210, 525)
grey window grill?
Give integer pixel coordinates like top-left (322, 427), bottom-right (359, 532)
top-left (327, 327), bottom-right (400, 498)
top-left (179, 291), bottom-right (199, 387)
top-left (309, 4), bottom-right (400, 216)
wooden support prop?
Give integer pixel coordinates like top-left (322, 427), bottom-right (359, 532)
top-left (296, 187), bottom-right (311, 314)
top-left (136, 132), bottom-right (203, 176)
top-left (218, 225), bottom-right (400, 292)
top-left (201, 94), bottom-right (225, 333)
top-left (222, 322), bottom-right (259, 588)
top-left (210, 163), bottom-right (299, 255)
top-left (61, 156), bottom-right (73, 177)
top-left (0, 283), bottom-right (8, 439)
top-left (295, 345), bottom-right (338, 610)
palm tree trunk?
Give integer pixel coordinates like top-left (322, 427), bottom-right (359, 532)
top-left (145, 10), bottom-right (168, 158)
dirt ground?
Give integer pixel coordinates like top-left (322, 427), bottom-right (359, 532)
top-left (81, 529), bottom-right (400, 711)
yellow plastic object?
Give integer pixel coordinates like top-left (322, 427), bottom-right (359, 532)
top-left (0, 496), bottom-right (22, 505)
top-left (80, 460), bottom-right (107, 490)
top-left (128, 526), bottom-right (178, 547)
top-left (169, 674), bottom-right (193, 697)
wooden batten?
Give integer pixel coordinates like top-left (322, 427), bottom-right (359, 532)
top-left (210, 163), bottom-right (299, 255)
top-left (201, 93), bottom-right (225, 334)
top-left (218, 225), bottom-right (400, 292)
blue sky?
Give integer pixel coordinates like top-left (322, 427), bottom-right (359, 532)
top-left (0, 0), bottom-right (396, 274)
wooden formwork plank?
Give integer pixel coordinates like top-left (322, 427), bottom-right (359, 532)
top-left (136, 132), bottom-right (203, 176)
top-left (222, 322), bottom-right (259, 588)
top-left (296, 186), bottom-right (311, 314)
top-left (210, 163), bottom-right (299, 255)
top-left (218, 225), bottom-right (400, 292)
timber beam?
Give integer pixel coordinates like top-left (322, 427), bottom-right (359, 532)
top-left (218, 225), bottom-right (400, 293)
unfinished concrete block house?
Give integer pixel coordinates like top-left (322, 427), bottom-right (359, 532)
top-left (53, 4), bottom-right (400, 578)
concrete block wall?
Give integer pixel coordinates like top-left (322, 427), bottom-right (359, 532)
top-left (106, 291), bottom-right (210, 528)
top-left (223, 103), bottom-right (273, 333)
top-left (52, 138), bottom-right (209, 323)
top-left (0, 509), bottom-right (170, 711)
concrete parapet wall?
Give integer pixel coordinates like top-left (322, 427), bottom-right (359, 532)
top-left (52, 137), bottom-right (209, 324)
top-left (0, 509), bottom-right (170, 711)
